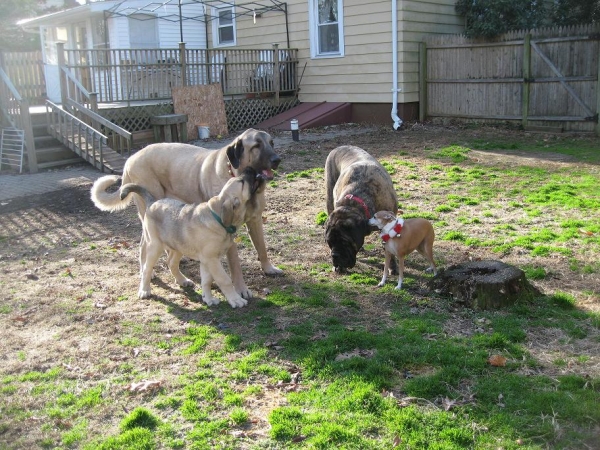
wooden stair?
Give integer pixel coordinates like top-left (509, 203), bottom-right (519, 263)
top-left (29, 109), bottom-right (80, 170)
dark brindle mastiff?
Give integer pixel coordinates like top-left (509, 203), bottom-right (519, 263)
top-left (325, 145), bottom-right (398, 272)
top-left (91, 128), bottom-right (282, 299)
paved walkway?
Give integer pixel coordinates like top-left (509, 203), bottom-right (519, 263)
top-left (0, 125), bottom-right (375, 203)
top-left (0, 166), bottom-right (103, 203)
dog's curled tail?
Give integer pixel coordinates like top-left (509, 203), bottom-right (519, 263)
top-left (119, 183), bottom-right (156, 212)
top-left (91, 175), bottom-right (132, 212)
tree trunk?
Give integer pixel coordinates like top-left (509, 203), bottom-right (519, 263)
top-left (431, 260), bottom-right (539, 310)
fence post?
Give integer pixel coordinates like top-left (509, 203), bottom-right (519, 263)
top-left (89, 92), bottom-right (99, 129)
top-left (57, 43), bottom-right (68, 109)
top-left (179, 42), bottom-right (187, 86)
top-left (419, 41), bottom-right (427, 122)
top-left (272, 43), bottom-right (280, 105)
top-left (596, 39), bottom-right (600, 136)
top-left (90, 92), bottom-right (98, 114)
top-left (522, 34), bottom-right (531, 129)
top-left (20, 100), bottom-right (38, 173)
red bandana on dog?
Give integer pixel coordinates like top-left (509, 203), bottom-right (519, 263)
top-left (380, 219), bottom-right (403, 242)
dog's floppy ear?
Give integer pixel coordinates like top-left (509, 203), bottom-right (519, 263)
top-left (226, 138), bottom-right (245, 169)
top-left (221, 197), bottom-right (241, 228)
top-left (382, 211), bottom-right (396, 221)
top-left (362, 219), bottom-right (371, 235)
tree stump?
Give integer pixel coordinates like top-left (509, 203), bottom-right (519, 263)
top-left (431, 260), bottom-right (539, 310)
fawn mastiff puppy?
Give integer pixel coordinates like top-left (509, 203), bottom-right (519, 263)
top-left (324, 145), bottom-right (398, 272)
top-left (91, 128), bottom-right (281, 300)
top-left (369, 210), bottom-right (437, 290)
top-left (112, 168), bottom-right (261, 307)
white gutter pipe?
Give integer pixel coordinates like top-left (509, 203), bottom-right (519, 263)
top-left (391, 0), bottom-right (403, 130)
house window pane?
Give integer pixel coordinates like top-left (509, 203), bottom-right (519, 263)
top-left (318, 0), bottom-right (337, 23)
top-left (318, 24), bottom-right (339, 53)
top-left (219, 26), bottom-right (234, 43)
top-left (219, 9), bottom-right (232, 25)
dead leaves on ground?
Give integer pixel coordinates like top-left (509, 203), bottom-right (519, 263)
top-left (334, 348), bottom-right (376, 361)
top-left (488, 354), bottom-right (508, 367)
top-left (107, 238), bottom-right (131, 250)
top-left (383, 390), bottom-right (476, 411)
top-left (128, 380), bottom-right (162, 394)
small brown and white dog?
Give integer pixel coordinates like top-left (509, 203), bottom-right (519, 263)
top-left (368, 211), bottom-right (437, 290)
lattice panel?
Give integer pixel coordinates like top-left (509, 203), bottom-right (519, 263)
top-left (225, 96), bottom-right (299, 132)
top-left (97, 97), bottom-right (299, 135)
top-left (99, 102), bottom-right (174, 133)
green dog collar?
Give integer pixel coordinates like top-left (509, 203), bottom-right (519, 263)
top-left (210, 209), bottom-right (237, 234)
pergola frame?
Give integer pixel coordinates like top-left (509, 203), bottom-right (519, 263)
top-left (105, 0), bottom-right (290, 46)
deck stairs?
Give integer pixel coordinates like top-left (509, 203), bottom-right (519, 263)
top-left (44, 103), bottom-right (128, 174)
top-left (30, 110), bottom-right (83, 170)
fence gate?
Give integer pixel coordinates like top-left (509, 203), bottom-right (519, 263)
top-left (421, 24), bottom-right (600, 133)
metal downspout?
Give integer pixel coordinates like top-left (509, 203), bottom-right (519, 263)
top-left (391, 0), bottom-right (403, 129)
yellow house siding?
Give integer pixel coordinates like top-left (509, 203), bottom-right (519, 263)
top-left (229, 0), bottom-right (464, 105)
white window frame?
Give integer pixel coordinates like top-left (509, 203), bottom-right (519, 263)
top-left (308, 0), bottom-right (344, 58)
top-left (212, 4), bottom-right (237, 47)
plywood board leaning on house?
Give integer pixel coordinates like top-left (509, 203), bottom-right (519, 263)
top-left (172, 84), bottom-right (228, 140)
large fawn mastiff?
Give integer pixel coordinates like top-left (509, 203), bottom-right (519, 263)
top-left (91, 129), bottom-right (282, 300)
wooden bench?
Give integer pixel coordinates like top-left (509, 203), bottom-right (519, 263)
top-left (150, 114), bottom-right (188, 143)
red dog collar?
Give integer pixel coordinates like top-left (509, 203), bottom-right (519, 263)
top-left (344, 194), bottom-right (370, 219)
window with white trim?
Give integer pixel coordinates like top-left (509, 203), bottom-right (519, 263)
top-left (213, 4), bottom-right (236, 47)
top-left (309, 0), bottom-right (344, 58)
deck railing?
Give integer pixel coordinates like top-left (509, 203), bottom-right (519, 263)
top-left (58, 65), bottom-right (99, 114)
top-left (61, 43), bottom-right (298, 104)
top-left (46, 100), bottom-right (109, 171)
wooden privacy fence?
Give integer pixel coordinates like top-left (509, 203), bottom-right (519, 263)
top-left (420, 24), bottom-right (600, 133)
top-left (60, 43), bottom-right (298, 104)
top-left (0, 51), bottom-right (45, 105)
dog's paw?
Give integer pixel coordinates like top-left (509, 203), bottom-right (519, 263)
top-left (227, 296), bottom-right (248, 308)
top-left (377, 281), bottom-right (386, 288)
top-left (203, 295), bottom-right (221, 306)
top-left (178, 278), bottom-right (194, 287)
top-left (263, 264), bottom-right (283, 276)
top-left (138, 288), bottom-right (152, 298)
top-left (237, 286), bottom-right (254, 300)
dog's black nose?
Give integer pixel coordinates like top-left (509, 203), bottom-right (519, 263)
top-left (270, 154), bottom-right (281, 170)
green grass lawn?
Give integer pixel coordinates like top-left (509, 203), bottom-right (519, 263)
top-left (1, 127), bottom-right (599, 449)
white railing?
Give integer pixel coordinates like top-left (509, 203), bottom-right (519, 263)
top-left (61, 43), bottom-right (298, 103)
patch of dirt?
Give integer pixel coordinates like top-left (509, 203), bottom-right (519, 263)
top-left (0, 122), bottom-right (598, 447)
